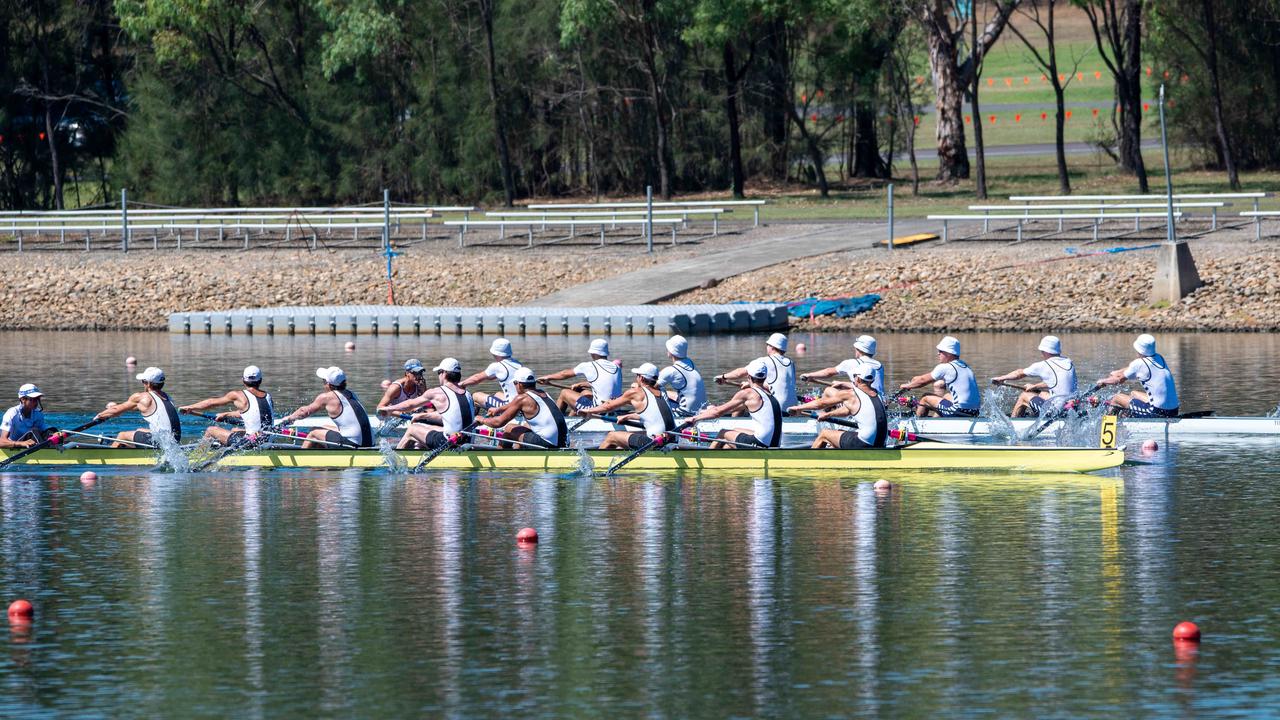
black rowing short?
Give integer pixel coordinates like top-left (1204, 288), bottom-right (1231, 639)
top-left (422, 430), bottom-right (450, 449)
top-left (1129, 399), bottom-right (1178, 418)
top-left (625, 432), bottom-right (652, 449)
top-left (734, 434), bottom-right (767, 448)
top-left (506, 427), bottom-right (558, 450)
top-left (322, 430), bottom-right (360, 448)
top-left (837, 431), bottom-right (874, 450)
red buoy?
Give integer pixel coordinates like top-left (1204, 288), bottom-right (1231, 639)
top-left (516, 527), bottom-right (538, 545)
top-left (7, 599), bottom-right (33, 620)
top-left (1173, 621), bottom-right (1201, 642)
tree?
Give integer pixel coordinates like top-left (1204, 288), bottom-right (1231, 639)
top-left (1079, 0), bottom-right (1148, 192)
top-left (1008, 0), bottom-right (1083, 194)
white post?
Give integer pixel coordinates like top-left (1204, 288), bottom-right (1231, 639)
top-left (120, 188), bottom-right (129, 252)
top-left (887, 183), bottom-right (894, 252)
top-left (645, 185), bottom-right (653, 253)
top-left (1159, 84), bottom-right (1176, 243)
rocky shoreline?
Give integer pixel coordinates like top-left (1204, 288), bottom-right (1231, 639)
top-left (1, 226), bottom-right (1275, 331)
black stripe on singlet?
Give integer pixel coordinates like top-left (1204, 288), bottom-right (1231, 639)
top-left (338, 389), bottom-right (374, 447)
top-left (869, 394), bottom-right (888, 448)
top-left (534, 390), bottom-right (569, 448)
top-left (452, 387), bottom-right (474, 427)
top-left (757, 387), bottom-right (782, 448)
top-left (157, 390), bottom-right (182, 441)
top-left (245, 389), bottom-right (274, 430)
top-left (646, 384), bottom-right (677, 432)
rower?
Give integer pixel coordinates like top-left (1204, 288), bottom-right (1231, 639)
top-left (538, 338), bottom-right (622, 414)
top-left (789, 367), bottom-right (887, 449)
top-left (178, 365), bottom-right (274, 446)
top-left (379, 358), bottom-right (476, 449)
top-left (800, 334), bottom-right (884, 397)
top-left (899, 336), bottom-right (980, 418)
top-left (279, 366), bottom-right (373, 448)
top-left (714, 332), bottom-right (796, 411)
top-left (693, 358), bottom-right (782, 449)
top-left (460, 338), bottom-right (528, 410)
top-left (377, 359), bottom-right (428, 410)
top-left (580, 363), bottom-right (677, 449)
top-left (991, 335), bottom-right (1078, 417)
top-left (1096, 333), bottom-right (1180, 417)
top-left (657, 335), bottom-right (707, 415)
top-left (95, 366), bottom-right (182, 448)
top-left (0, 384), bottom-right (55, 449)
top-left (476, 368), bottom-right (567, 450)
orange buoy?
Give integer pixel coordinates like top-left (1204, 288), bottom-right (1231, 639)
top-left (1173, 621), bottom-right (1201, 642)
top-left (516, 527), bottom-right (539, 545)
top-left (7, 599), bottom-right (33, 620)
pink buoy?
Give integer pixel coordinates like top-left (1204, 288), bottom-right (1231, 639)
top-left (7, 599), bottom-right (33, 620)
top-left (79, 471), bottom-right (97, 484)
top-left (1172, 621), bottom-right (1201, 642)
top-left (1142, 440), bottom-right (1159, 453)
top-left (125, 355), bottom-right (137, 366)
top-left (344, 341), bottom-right (356, 351)
top-left (516, 527), bottom-right (539, 545)
top-left (873, 479), bottom-right (891, 491)
top-left (795, 342), bottom-right (807, 356)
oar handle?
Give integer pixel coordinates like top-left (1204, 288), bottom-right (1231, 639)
top-left (181, 409), bottom-right (244, 425)
top-left (797, 410), bottom-right (859, 430)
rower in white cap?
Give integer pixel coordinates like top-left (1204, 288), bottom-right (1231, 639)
top-left (788, 366), bottom-right (887, 449)
top-left (538, 337), bottom-right (622, 414)
top-left (694, 358), bottom-right (783, 449)
top-left (991, 335), bottom-right (1078, 417)
top-left (899, 336), bottom-right (981, 418)
top-left (800, 334), bottom-right (884, 397)
top-left (1096, 333), bottom-right (1180, 417)
top-left (657, 335), bottom-right (706, 415)
top-left (460, 338), bottom-right (529, 410)
top-left (380, 358), bottom-right (476, 449)
top-left (476, 368), bottom-right (568, 449)
top-left (0, 384), bottom-right (55, 449)
top-left (279, 366), bottom-right (373, 448)
top-left (378, 358), bottom-right (428, 410)
top-left (715, 332), bottom-right (797, 411)
top-left (96, 366), bottom-right (182, 447)
top-left (179, 366), bottom-right (275, 446)
top-left (579, 362), bottom-right (677, 449)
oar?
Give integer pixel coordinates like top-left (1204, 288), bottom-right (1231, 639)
top-left (0, 417), bottom-right (109, 467)
top-left (1177, 409), bottom-right (1214, 419)
top-left (992, 379), bottom-right (1033, 392)
top-left (572, 413), bottom-right (645, 431)
top-left (604, 421), bottom-right (694, 476)
top-left (1020, 383), bottom-right (1104, 441)
top-left (61, 428), bottom-right (157, 449)
top-left (183, 409), bottom-right (350, 449)
top-left (456, 427), bottom-right (553, 450)
top-left (794, 410), bottom-right (860, 431)
top-left (413, 419), bottom-right (480, 471)
top-left (887, 428), bottom-right (952, 445)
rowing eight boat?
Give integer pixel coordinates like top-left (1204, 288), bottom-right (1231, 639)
top-left (0, 443), bottom-right (1125, 473)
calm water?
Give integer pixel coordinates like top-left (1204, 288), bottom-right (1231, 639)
top-left (1, 331), bottom-right (1278, 717)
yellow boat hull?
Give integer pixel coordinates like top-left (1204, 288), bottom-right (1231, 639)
top-left (0, 442), bottom-right (1125, 474)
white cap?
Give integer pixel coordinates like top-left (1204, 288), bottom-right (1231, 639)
top-left (1037, 335), bottom-right (1061, 355)
top-left (489, 338), bottom-right (513, 357)
top-left (433, 357), bottom-right (461, 373)
top-left (631, 362), bottom-right (659, 380)
top-left (513, 367), bottom-right (537, 384)
top-left (135, 366), bottom-right (165, 383)
top-left (766, 333), bottom-right (788, 352)
top-left (242, 365), bottom-right (262, 382)
top-left (17, 383), bottom-right (43, 399)
top-left (936, 336), bottom-right (961, 356)
top-left (404, 358), bottom-right (425, 373)
top-left (665, 335), bottom-right (688, 358)
top-left (1133, 333), bottom-right (1157, 356)
top-left (588, 338), bottom-right (610, 357)
top-left (856, 366), bottom-right (877, 382)
top-left (747, 358), bottom-right (770, 379)
top-left (315, 366), bottom-right (346, 385)
top-left (854, 334), bottom-right (877, 355)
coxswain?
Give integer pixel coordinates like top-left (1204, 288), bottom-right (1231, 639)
top-left (657, 335), bottom-right (707, 415)
top-left (1096, 333), bottom-right (1180, 417)
top-left (580, 363), bottom-right (677, 449)
top-left (899, 336), bottom-right (980, 417)
top-left (380, 358), bottom-right (476, 449)
top-left (789, 367), bottom-right (887, 449)
top-left (377, 359), bottom-right (428, 410)
top-left (178, 365), bottom-right (274, 446)
top-left (460, 338), bottom-right (529, 410)
top-left (0, 384), bottom-right (55, 449)
top-left (991, 335), bottom-right (1078, 417)
top-left (693, 358), bottom-right (782, 449)
top-left (800, 334), bottom-right (885, 397)
top-left (95, 366), bottom-right (182, 448)
top-left (715, 332), bottom-right (796, 411)
top-left (538, 338), bottom-right (622, 414)
top-left (279, 366), bottom-right (373, 448)
top-left (476, 368), bottom-right (567, 450)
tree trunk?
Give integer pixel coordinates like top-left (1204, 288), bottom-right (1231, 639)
top-left (1053, 84), bottom-right (1071, 193)
top-left (789, 110), bottom-right (828, 197)
top-left (927, 30), bottom-right (969, 181)
top-left (1201, 0), bottom-right (1240, 190)
top-left (480, 0), bottom-right (516, 207)
top-left (1118, 0), bottom-right (1149, 191)
top-left (852, 97), bottom-right (885, 178)
top-left (762, 15), bottom-right (790, 180)
top-left (722, 41), bottom-right (746, 198)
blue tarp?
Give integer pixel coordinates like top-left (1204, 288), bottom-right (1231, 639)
top-left (785, 293), bottom-right (880, 319)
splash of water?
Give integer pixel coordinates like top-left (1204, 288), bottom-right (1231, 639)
top-left (156, 432), bottom-right (191, 472)
top-left (379, 439), bottom-right (408, 473)
top-left (981, 386), bottom-right (1019, 444)
top-left (574, 447), bottom-right (595, 476)
top-left (1270, 402), bottom-right (1280, 418)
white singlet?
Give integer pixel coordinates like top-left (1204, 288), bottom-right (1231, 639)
top-left (241, 389), bottom-right (274, 434)
top-left (1124, 354), bottom-right (1179, 410)
top-left (332, 390), bottom-right (372, 446)
top-left (747, 385), bottom-right (781, 447)
top-left (484, 358), bottom-right (526, 400)
top-left (141, 390), bottom-right (181, 441)
top-left (525, 391), bottom-right (565, 447)
top-left (658, 359), bottom-right (707, 414)
top-left (849, 386), bottom-right (887, 447)
top-left (1024, 356), bottom-right (1078, 407)
top-left (760, 354), bottom-right (797, 410)
top-left (635, 385), bottom-right (676, 436)
top-left (436, 386), bottom-right (475, 434)
top-left (573, 359), bottom-right (622, 405)
top-left (836, 357), bottom-right (885, 395)
top-left (930, 359), bottom-right (980, 411)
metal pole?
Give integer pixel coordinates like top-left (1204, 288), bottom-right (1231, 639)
top-left (121, 188), bottom-right (129, 252)
top-left (645, 185), bottom-right (653, 253)
top-left (382, 188), bottom-right (391, 251)
top-left (1159, 84), bottom-right (1176, 243)
top-left (887, 183), bottom-right (895, 252)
